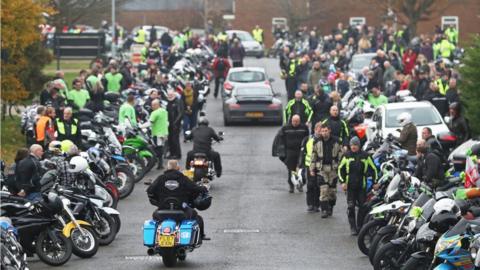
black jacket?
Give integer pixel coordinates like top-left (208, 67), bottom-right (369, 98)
top-left (415, 151), bottom-right (445, 188)
top-left (191, 125), bottom-right (221, 153)
top-left (54, 118), bottom-right (82, 146)
top-left (309, 93), bottom-right (332, 125)
top-left (160, 32), bottom-right (173, 47)
top-left (167, 98), bottom-right (184, 127)
top-left (322, 116), bottom-right (349, 145)
top-left (147, 170), bottom-right (207, 209)
top-left (338, 150), bottom-right (377, 190)
top-left (15, 155), bottom-right (42, 193)
top-left (449, 116), bottom-right (470, 145)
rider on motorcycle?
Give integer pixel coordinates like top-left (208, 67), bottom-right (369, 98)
top-left (147, 160), bottom-right (210, 240)
top-left (185, 117), bottom-right (223, 177)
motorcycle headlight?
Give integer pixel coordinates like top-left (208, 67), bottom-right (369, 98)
top-left (408, 219), bottom-right (416, 233)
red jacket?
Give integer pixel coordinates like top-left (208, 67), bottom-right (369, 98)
top-left (212, 57), bottom-right (231, 78)
top-left (402, 51), bottom-right (417, 75)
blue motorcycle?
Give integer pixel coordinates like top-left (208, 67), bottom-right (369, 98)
top-left (432, 217), bottom-right (480, 269)
top-left (143, 196), bottom-right (209, 267)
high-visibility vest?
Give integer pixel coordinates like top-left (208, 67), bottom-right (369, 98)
top-left (56, 118), bottom-right (78, 136)
top-left (445, 28), bottom-right (458, 44)
top-left (217, 32), bottom-right (228, 42)
top-left (105, 72), bottom-right (123, 92)
top-left (134, 29), bottom-right (146, 44)
top-left (304, 137), bottom-right (314, 167)
top-left (252, 28), bottom-right (264, 43)
top-left (435, 78), bottom-right (449, 96)
top-left (36, 116), bottom-right (50, 141)
top-left (439, 39), bottom-right (455, 58)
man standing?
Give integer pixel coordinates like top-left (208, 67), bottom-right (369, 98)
top-left (322, 105), bottom-right (349, 149)
top-left (299, 122), bottom-right (322, 212)
top-left (166, 90), bottom-right (184, 159)
top-left (275, 115), bottom-right (309, 193)
top-left (252, 25), bottom-right (264, 45)
top-left (285, 52), bottom-right (299, 100)
top-left (68, 78), bottom-right (90, 111)
top-left (309, 124), bottom-right (343, 218)
top-left (284, 90), bottom-right (312, 124)
top-left (307, 61), bottom-right (322, 93)
top-left (103, 65), bottom-right (124, 93)
top-left (367, 82), bottom-right (388, 108)
top-left (415, 142), bottom-right (445, 189)
top-left (55, 107), bottom-right (81, 146)
top-left (229, 39), bottom-right (245, 67)
top-left (212, 55), bottom-right (231, 98)
top-left (118, 94), bottom-right (137, 127)
top-left (309, 85), bottom-right (332, 131)
top-left (15, 144), bottom-right (44, 201)
top-left (141, 100), bottom-right (169, 169)
top-left (338, 137), bottom-right (377, 235)
top-left (447, 102), bottom-right (470, 146)
top-left (395, 112), bottom-right (418, 158)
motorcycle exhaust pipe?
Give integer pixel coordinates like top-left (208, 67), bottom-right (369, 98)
top-left (147, 248), bottom-right (155, 256)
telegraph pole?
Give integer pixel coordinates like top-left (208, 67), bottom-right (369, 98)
top-left (111, 0), bottom-right (116, 57)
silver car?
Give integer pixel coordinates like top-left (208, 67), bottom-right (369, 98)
top-left (222, 67), bottom-right (274, 99)
top-left (226, 30), bottom-right (264, 58)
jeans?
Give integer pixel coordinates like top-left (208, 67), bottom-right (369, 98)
top-left (26, 192), bottom-right (42, 202)
top-left (214, 76), bottom-right (225, 98)
top-left (183, 112), bottom-right (197, 136)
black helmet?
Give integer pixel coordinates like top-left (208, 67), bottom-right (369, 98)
top-left (193, 192), bottom-right (212, 211)
top-left (471, 143), bottom-right (480, 157)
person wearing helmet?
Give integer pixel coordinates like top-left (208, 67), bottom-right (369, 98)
top-left (338, 137), bottom-right (378, 235)
top-left (309, 123), bottom-right (343, 218)
top-left (447, 102), bottom-right (470, 146)
top-left (147, 160), bottom-right (210, 240)
top-left (50, 140), bottom-right (80, 187)
top-left (185, 116), bottom-right (223, 177)
top-left (415, 141), bottom-right (445, 189)
top-left (394, 112), bottom-right (418, 157)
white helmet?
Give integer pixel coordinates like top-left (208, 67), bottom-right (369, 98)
top-left (433, 198), bottom-right (460, 216)
top-left (68, 156), bottom-right (89, 173)
top-left (397, 112), bottom-right (412, 127)
top-left (290, 170), bottom-right (304, 187)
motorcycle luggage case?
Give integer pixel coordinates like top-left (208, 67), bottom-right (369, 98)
top-left (143, 219), bottom-right (157, 247)
top-left (179, 219), bottom-right (199, 246)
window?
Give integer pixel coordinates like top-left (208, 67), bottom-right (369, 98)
top-left (229, 71), bottom-right (265, 83)
top-left (385, 107), bottom-right (442, 128)
top-left (235, 87), bottom-right (272, 96)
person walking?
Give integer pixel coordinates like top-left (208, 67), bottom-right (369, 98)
top-left (284, 90), bottom-right (313, 125)
top-left (166, 90), bottom-right (184, 159)
top-left (229, 39), bottom-right (245, 67)
top-left (141, 100), bottom-right (169, 169)
top-left (338, 137), bottom-right (377, 235)
top-left (299, 122), bottom-right (322, 212)
top-left (274, 115), bottom-right (309, 193)
top-left (212, 55), bottom-right (230, 98)
top-left (309, 123), bottom-right (343, 218)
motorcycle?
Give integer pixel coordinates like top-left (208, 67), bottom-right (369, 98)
top-left (0, 217), bottom-right (28, 270)
top-left (121, 126), bottom-right (157, 182)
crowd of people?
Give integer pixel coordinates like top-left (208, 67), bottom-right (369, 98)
top-left (272, 21), bottom-right (472, 235)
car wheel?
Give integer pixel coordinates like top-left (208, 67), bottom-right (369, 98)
top-left (224, 115), bottom-right (231, 126)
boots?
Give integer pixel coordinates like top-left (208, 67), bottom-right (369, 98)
top-left (320, 201), bottom-right (329, 218)
top-left (328, 199), bottom-right (336, 216)
top-left (348, 215), bottom-right (358, 236)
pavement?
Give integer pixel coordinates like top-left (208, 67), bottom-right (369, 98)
top-left (29, 57), bottom-right (371, 270)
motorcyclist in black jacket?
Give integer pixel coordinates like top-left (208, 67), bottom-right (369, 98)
top-left (185, 117), bottom-right (223, 177)
top-left (147, 160), bottom-right (210, 240)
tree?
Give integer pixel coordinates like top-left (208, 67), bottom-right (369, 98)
top-left (369, 0), bottom-right (452, 37)
top-left (48, 0), bottom-right (127, 29)
top-left (459, 35), bottom-right (480, 136)
top-left (1, 0), bottom-right (53, 106)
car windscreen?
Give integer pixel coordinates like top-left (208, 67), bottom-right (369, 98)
top-left (229, 71), bottom-right (265, 83)
top-left (234, 32), bottom-right (254, 42)
top-left (235, 87), bottom-right (272, 96)
top-left (351, 55), bottom-right (374, 69)
top-left (385, 107), bottom-right (442, 128)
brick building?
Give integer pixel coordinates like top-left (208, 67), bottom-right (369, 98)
top-left (118, 0), bottom-right (480, 46)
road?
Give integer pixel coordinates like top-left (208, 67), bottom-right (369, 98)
top-left (30, 57), bottom-right (371, 270)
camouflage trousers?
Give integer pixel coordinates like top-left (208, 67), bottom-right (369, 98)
top-left (317, 165), bottom-right (338, 203)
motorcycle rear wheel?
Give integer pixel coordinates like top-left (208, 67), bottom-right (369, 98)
top-left (402, 256), bottom-right (431, 270)
top-left (368, 230), bottom-right (395, 264)
top-left (161, 249), bottom-right (177, 267)
top-left (114, 167), bottom-right (135, 199)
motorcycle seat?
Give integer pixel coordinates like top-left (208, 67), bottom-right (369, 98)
top-left (153, 210), bottom-right (186, 222)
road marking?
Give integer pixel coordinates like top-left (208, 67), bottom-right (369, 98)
top-left (124, 256), bottom-right (162, 261)
top-left (223, 229), bottom-right (260, 233)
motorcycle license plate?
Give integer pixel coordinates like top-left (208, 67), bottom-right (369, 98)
top-left (245, 112), bottom-right (264, 118)
top-left (158, 235), bottom-right (175, 247)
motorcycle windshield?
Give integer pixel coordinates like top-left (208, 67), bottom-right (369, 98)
top-left (373, 142), bottom-right (389, 160)
top-left (444, 218), bottom-right (472, 238)
top-left (385, 174), bottom-right (401, 199)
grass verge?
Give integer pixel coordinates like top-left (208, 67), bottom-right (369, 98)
top-left (1, 116), bottom-right (25, 164)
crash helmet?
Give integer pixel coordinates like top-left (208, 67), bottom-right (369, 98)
top-left (396, 112), bottom-right (412, 127)
top-left (48, 141), bottom-right (63, 154)
top-left (433, 198), bottom-right (461, 216)
top-left (194, 192), bottom-right (212, 211)
top-left (60, 140), bottom-right (75, 153)
top-left (67, 156), bottom-right (89, 173)
top-left (198, 117), bottom-right (209, 126)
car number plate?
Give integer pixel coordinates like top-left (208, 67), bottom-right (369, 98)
top-left (158, 235), bottom-right (175, 247)
top-left (245, 112), bottom-right (264, 118)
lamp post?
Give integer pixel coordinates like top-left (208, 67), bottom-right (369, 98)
top-left (111, 0), bottom-right (116, 57)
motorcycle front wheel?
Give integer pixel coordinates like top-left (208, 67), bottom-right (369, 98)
top-left (94, 210), bottom-right (119, 246)
top-left (402, 256), bottom-right (432, 270)
top-left (357, 219), bottom-right (387, 256)
top-left (70, 225), bottom-right (99, 258)
top-left (372, 242), bottom-right (405, 270)
top-left (35, 230), bottom-right (72, 266)
top-left (113, 167), bottom-right (135, 199)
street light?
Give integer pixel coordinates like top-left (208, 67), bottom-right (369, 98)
top-left (111, 0), bottom-right (116, 57)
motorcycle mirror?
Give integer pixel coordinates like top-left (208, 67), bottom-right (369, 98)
top-left (218, 131), bottom-right (224, 136)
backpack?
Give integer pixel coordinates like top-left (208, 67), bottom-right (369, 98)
top-left (216, 59), bottom-right (226, 72)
